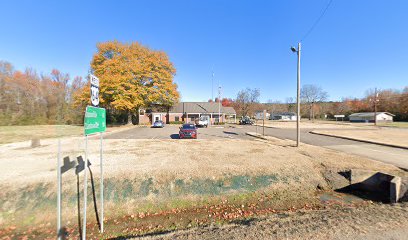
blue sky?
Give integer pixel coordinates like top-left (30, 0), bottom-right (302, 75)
top-left (1, 0), bottom-right (407, 102)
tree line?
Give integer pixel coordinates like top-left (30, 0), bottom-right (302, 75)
top-left (0, 62), bottom-right (85, 125)
top-left (229, 85), bottom-right (408, 121)
top-left (0, 40), bottom-right (179, 126)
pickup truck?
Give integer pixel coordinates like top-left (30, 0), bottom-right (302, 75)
top-left (195, 116), bottom-right (209, 128)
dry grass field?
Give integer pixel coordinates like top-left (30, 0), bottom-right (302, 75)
top-left (1, 133), bottom-right (406, 238)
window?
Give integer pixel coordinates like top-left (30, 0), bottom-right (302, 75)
top-left (175, 116), bottom-right (179, 121)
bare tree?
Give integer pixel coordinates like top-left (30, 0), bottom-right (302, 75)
top-left (285, 97), bottom-right (296, 113)
top-left (234, 88), bottom-right (260, 117)
top-left (300, 84), bottom-right (328, 120)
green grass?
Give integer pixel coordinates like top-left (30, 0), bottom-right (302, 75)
top-left (0, 125), bottom-right (83, 144)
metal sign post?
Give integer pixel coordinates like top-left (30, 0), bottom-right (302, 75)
top-left (57, 139), bottom-right (61, 240)
top-left (100, 132), bottom-right (104, 233)
top-left (82, 135), bottom-right (88, 239)
top-left (56, 150), bottom-right (77, 239)
top-left (83, 105), bottom-right (106, 239)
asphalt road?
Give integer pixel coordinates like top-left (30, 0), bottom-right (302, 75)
top-left (245, 124), bottom-right (408, 170)
top-left (105, 124), bottom-right (253, 140)
top-left (106, 124), bottom-right (408, 170)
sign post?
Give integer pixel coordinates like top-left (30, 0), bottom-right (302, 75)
top-left (99, 132), bottom-right (104, 233)
top-left (83, 106), bottom-right (106, 238)
top-left (82, 74), bottom-right (106, 239)
top-left (57, 139), bottom-right (61, 240)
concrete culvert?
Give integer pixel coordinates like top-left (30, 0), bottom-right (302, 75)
top-left (335, 169), bottom-right (408, 203)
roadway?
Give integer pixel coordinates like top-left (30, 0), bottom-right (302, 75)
top-left (245, 124), bottom-right (408, 170)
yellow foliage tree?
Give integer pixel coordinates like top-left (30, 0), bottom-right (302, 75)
top-left (75, 40), bottom-right (179, 124)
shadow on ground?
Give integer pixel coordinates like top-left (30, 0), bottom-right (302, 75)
top-left (223, 131), bottom-right (239, 135)
top-left (107, 230), bottom-right (174, 240)
top-left (170, 134), bottom-right (179, 139)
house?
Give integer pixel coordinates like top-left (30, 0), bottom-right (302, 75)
top-left (139, 102), bottom-right (237, 124)
top-left (255, 111), bottom-right (270, 120)
top-left (348, 112), bottom-right (395, 123)
top-left (270, 112), bottom-right (298, 121)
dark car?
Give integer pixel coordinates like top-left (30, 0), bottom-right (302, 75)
top-left (239, 116), bottom-right (254, 125)
top-left (179, 123), bottom-right (197, 139)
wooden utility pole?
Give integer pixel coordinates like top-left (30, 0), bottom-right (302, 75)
top-left (374, 88), bottom-right (378, 126)
top-left (263, 109), bottom-right (266, 136)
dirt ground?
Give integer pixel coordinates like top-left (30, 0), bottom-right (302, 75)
top-left (143, 202), bottom-right (408, 240)
top-left (1, 133), bottom-right (407, 239)
top-left (312, 128), bottom-right (408, 148)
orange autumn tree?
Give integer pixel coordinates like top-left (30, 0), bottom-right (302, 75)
top-left (75, 40), bottom-right (179, 124)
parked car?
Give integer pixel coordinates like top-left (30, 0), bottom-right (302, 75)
top-left (179, 123), bottom-right (197, 139)
top-left (239, 116), bottom-right (254, 125)
top-left (152, 120), bottom-right (164, 128)
top-left (195, 116), bottom-right (209, 128)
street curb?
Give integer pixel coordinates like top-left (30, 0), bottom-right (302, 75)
top-left (310, 131), bottom-right (408, 150)
top-left (252, 124), bottom-right (278, 129)
top-left (245, 132), bottom-right (268, 140)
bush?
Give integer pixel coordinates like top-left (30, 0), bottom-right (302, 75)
top-left (213, 122), bottom-right (226, 125)
top-left (169, 121), bottom-right (184, 124)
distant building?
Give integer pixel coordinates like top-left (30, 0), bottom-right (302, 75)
top-left (255, 111), bottom-right (270, 120)
top-left (270, 112), bottom-right (298, 121)
top-left (348, 112), bottom-right (394, 123)
top-left (139, 102), bottom-right (237, 124)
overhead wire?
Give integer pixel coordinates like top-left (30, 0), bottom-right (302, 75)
top-left (300, 0), bottom-right (334, 42)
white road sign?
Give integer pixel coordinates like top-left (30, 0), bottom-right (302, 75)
top-left (334, 115), bottom-right (345, 118)
top-left (90, 74), bottom-right (100, 107)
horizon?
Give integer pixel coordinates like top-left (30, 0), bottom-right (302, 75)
top-left (1, 0), bottom-right (407, 102)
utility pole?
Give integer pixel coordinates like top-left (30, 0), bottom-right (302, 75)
top-left (291, 42), bottom-right (301, 147)
top-left (218, 85), bottom-right (221, 123)
top-left (212, 70), bottom-right (214, 101)
top-left (263, 109), bottom-right (266, 136)
top-left (374, 87), bottom-right (378, 126)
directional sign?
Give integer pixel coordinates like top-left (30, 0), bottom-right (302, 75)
top-left (334, 115), bottom-right (345, 118)
top-left (84, 106), bottom-right (106, 135)
top-left (90, 74), bottom-right (100, 107)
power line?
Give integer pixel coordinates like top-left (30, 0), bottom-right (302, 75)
top-left (300, 0), bottom-right (334, 42)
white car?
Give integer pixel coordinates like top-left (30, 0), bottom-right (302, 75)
top-left (195, 116), bottom-right (209, 128)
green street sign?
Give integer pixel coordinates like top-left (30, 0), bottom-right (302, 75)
top-left (84, 106), bottom-right (106, 135)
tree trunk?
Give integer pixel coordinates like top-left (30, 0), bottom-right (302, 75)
top-left (127, 111), bottom-right (132, 125)
top-left (311, 102), bottom-right (315, 122)
top-left (131, 108), bottom-right (139, 125)
top-left (166, 106), bottom-right (170, 124)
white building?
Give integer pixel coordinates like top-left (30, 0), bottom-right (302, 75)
top-left (255, 111), bottom-right (270, 120)
top-left (270, 112), bottom-right (298, 121)
top-left (349, 112), bottom-right (394, 123)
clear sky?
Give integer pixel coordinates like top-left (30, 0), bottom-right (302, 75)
top-left (1, 0), bottom-right (407, 102)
